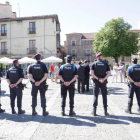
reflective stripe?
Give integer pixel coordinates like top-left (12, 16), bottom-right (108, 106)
top-left (60, 63), bottom-right (75, 72)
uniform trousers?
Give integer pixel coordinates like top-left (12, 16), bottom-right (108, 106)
top-left (31, 83), bottom-right (46, 108)
top-left (128, 84), bottom-right (140, 107)
top-left (61, 83), bottom-right (74, 108)
top-left (84, 77), bottom-right (89, 91)
top-left (93, 80), bottom-right (108, 108)
top-left (10, 87), bottom-right (23, 108)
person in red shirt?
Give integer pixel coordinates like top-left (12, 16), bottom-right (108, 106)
top-left (50, 63), bottom-right (55, 82)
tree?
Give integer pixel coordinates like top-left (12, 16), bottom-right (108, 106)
top-left (93, 18), bottom-right (139, 63)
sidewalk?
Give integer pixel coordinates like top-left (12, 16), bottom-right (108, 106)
top-left (0, 77), bottom-right (140, 140)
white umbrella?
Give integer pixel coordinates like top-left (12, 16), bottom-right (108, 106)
top-left (41, 56), bottom-right (62, 63)
top-left (18, 57), bottom-right (36, 64)
top-left (0, 57), bottom-right (12, 64)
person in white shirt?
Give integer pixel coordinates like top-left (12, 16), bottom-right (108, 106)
top-left (112, 63), bottom-right (119, 83)
top-left (54, 63), bottom-right (60, 83)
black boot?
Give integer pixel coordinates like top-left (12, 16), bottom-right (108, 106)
top-left (104, 107), bottom-right (109, 116)
top-left (12, 108), bottom-right (16, 114)
top-left (69, 108), bottom-right (76, 116)
top-left (125, 106), bottom-right (132, 114)
top-left (0, 107), bottom-right (5, 113)
top-left (32, 107), bottom-right (37, 116)
top-left (18, 107), bottom-right (25, 114)
top-left (61, 107), bottom-right (65, 116)
top-left (42, 107), bottom-right (49, 116)
top-left (92, 107), bottom-right (97, 116)
top-left (137, 107), bottom-right (140, 113)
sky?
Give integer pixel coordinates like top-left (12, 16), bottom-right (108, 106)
top-left (0, 0), bottom-right (140, 45)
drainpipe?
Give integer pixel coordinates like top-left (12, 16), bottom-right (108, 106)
top-left (9, 19), bottom-right (11, 58)
top-left (43, 16), bottom-right (45, 55)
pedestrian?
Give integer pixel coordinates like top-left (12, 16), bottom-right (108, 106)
top-left (83, 60), bottom-right (90, 92)
top-left (119, 62), bottom-right (126, 83)
top-left (77, 61), bottom-right (85, 93)
top-left (54, 63), bottom-right (59, 83)
top-left (28, 53), bottom-right (49, 116)
top-left (125, 58), bottom-right (140, 114)
top-left (6, 59), bottom-right (25, 114)
top-left (0, 70), bottom-right (5, 113)
top-left (112, 63), bottom-right (119, 83)
top-left (71, 58), bottom-right (75, 65)
top-left (25, 63), bottom-right (32, 88)
top-left (91, 52), bottom-right (111, 116)
top-left (50, 63), bottom-right (55, 82)
top-left (58, 55), bottom-right (78, 116)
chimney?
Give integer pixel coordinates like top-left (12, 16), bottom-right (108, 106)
top-left (5, 1), bottom-right (10, 5)
top-left (13, 12), bottom-right (17, 18)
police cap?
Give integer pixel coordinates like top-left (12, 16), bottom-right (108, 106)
top-left (132, 57), bottom-right (138, 63)
top-left (96, 52), bottom-right (102, 58)
top-left (34, 53), bottom-right (41, 59)
top-left (13, 59), bottom-right (18, 64)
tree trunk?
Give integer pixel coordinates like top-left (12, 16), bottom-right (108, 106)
top-left (114, 57), bottom-right (118, 63)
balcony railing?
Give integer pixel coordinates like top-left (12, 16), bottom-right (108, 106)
top-left (0, 30), bottom-right (7, 36)
top-left (0, 49), bottom-right (8, 55)
top-left (27, 48), bottom-right (37, 54)
top-left (28, 28), bottom-right (36, 34)
top-left (71, 53), bottom-right (77, 57)
top-left (85, 53), bottom-right (91, 56)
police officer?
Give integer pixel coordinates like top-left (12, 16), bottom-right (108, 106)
top-left (0, 70), bottom-right (5, 113)
top-left (91, 52), bottom-right (111, 116)
top-left (125, 58), bottom-right (140, 114)
top-left (28, 53), bottom-right (49, 116)
top-left (7, 59), bottom-right (25, 114)
top-left (58, 55), bottom-right (78, 116)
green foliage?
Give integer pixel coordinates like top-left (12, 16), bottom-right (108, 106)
top-left (138, 60), bottom-right (140, 65)
top-left (93, 18), bottom-right (139, 62)
top-left (125, 64), bottom-right (130, 71)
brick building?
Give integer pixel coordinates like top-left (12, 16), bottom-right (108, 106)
top-left (66, 33), bottom-right (96, 62)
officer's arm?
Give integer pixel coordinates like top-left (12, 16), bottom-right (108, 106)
top-left (103, 71), bottom-right (111, 80)
top-left (39, 73), bottom-right (48, 84)
top-left (70, 75), bottom-right (78, 84)
top-left (58, 75), bottom-right (64, 82)
top-left (127, 76), bottom-right (134, 83)
top-left (28, 74), bottom-right (35, 83)
top-left (15, 78), bottom-right (23, 86)
top-left (7, 79), bottom-right (11, 85)
top-left (91, 70), bottom-right (99, 80)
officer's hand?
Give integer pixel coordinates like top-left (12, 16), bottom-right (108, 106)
top-left (35, 82), bottom-right (40, 86)
top-left (10, 84), bottom-right (14, 88)
top-left (134, 82), bottom-right (139, 87)
top-left (67, 82), bottom-right (71, 86)
top-left (64, 82), bottom-right (68, 86)
top-left (99, 79), bottom-right (104, 83)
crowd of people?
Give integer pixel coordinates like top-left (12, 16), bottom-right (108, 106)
top-left (0, 52), bottom-right (140, 118)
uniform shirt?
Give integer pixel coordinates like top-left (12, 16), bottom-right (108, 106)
top-left (28, 61), bottom-right (48, 74)
top-left (126, 64), bottom-right (140, 82)
top-left (59, 63), bottom-right (77, 76)
top-left (91, 59), bottom-right (110, 78)
top-left (6, 66), bottom-right (24, 79)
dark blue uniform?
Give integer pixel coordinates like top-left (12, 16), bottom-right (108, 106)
top-left (59, 63), bottom-right (77, 109)
top-left (91, 59), bottom-right (110, 108)
top-left (28, 61), bottom-right (48, 108)
top-left (6, 66), bottom-right (24, 109)
top-left (126, 64), bottom-right (140, 108)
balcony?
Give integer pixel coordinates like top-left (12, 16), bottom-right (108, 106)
top-left (71, 53), bottom-right (77, 57)
top-left (0, 30), bottom-right (7, 36)
top-left (27, 48), bottom-right (37, 54)
top-left (85, 53), bottom-right (91, 56)
top-left (28, 28), bottom-right (36, 34)
top-left (0, 49), bottom-right (8, 55)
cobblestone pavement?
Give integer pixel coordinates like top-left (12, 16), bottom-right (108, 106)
top-left (0, 76), bottom-right (140, 140)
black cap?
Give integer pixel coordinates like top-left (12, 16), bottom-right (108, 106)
top-left (132, 58), bottom-right (138, 63)
top-left (64, 55), bottom-right (72, 60)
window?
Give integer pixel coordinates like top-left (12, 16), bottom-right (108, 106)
top-left (1, 24), bottom-right (7, 36)
top-left (72, 41), bottom-right (76, 46)
top-left (72, 50), bottom-right (76, 56)
top-left (86, 50), bottom-right (91, 55)
top-left (1, 42), bottom-right (7, 54)
top-left (29, 40), bottom-right (36, 53)
top-left (29, 22), bottom-right (36, 34)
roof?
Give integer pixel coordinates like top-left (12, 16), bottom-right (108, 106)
top-left (0, 14), bottom-right (60, 24)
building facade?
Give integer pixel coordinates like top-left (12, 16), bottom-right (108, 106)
top-left (0, 2), bottom-right (61, 59)
top-left (66, 33), bottom-right (96, 62)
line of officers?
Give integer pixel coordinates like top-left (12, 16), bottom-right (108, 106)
top-left (0, 52), bottom-right (140, 117)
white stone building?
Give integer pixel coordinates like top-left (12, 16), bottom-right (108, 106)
top-left (0, 2), bottom-right (61, 59)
